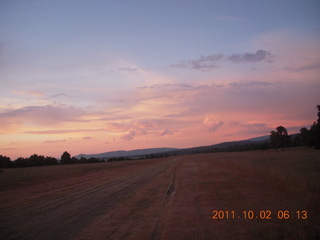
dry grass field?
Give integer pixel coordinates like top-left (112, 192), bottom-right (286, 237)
top-left (0, 148), bottom-right (319, 240)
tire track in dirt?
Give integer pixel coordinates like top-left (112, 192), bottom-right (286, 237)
top-left (151, 165), bottom-right (178, 240)
top-left (0, 158), bottom-right (179, 240)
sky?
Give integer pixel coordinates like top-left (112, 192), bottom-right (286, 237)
top-left (1, 0), bottom-right (320, 159)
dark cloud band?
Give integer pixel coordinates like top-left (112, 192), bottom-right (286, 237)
top-left (171, 50), bottom-right (273, 71)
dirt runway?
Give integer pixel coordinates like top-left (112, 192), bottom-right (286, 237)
top-left (1, 151), bottom-right (319, 240)
top-left (1, 157), bottom-right (180, 240)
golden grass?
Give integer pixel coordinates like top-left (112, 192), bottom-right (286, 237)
top-left (182, 148), bottom-right (320, 239)
top-left (227, 148), bottom-right (320, 240)
top-left (250, 148), bottom-right (320, 195)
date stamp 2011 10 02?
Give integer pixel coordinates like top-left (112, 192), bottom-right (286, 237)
top-left (212, 210), bottom-right (308, 220)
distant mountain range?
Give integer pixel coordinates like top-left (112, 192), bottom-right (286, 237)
top-left (75, 148), bottom-right (178, 159)
top-left (245, 135), bottom-right (270, 142)
top-left (75, 134), bottom-right (298, 160)
top-left (162, 136), bottom-right (270, 156)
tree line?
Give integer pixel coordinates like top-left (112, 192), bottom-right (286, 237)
top-left (0, 151), bottom-right (104, 168)
top-left (298, 105), bottom-right (320, 149)
top-left (269, 105), bottom-right (320, 150)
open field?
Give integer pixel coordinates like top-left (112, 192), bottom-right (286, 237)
top-left (0, 148), bottom-right (319, 240)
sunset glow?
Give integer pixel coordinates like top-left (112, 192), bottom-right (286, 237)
top-left (1, 0), bottom-right (319, 159)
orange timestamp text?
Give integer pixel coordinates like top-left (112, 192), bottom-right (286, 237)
top-left (212, 210), bottom-right (308, 220)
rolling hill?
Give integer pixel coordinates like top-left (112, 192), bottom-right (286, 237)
top-left (75, 134), bottom-right (299, 160)
top-left (75, 148), bottom-right (178, 159)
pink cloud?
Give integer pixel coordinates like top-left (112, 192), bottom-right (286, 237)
top-left (108, 118), bottom-right (177, 139)
top-left (158, 128), bottom-right (174, 136)
top-left (82, 136), bottom-right (93, 140)
top-left (227, 122), bottom-right (270, 135)
top-left (203, 117), bottom-right (224, 132)
top-left (43, 140), bottom-right (66, 144)
top-left (24, 129), bottom-right (104, 134)
top-left (0, 105), bottom-right (85, 128)
top-left (134, 119), bottom-right (159, 129)
top-left (121, 129), bottom-right (136, 141)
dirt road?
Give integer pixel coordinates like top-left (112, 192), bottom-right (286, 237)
top-left (0, 157), bottom-right (180, 240)
top-left (1, 151), bottom-right (319, 240)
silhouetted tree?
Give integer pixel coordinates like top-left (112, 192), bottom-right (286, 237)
top-left (79, 156), bottom-right (88, 163)
top-left (277, 126), bottom-right (291, 150)
top-left (270, 131), bottom-right (279, 149)
top-left (71, 157), bottom-right (79, 164)
top-left (270, 126), bottom-right (290, 150)
top-left (317, 105), bottom-right (320, 124)
top-left (309, 105), bottom-right (320, 149)
top-left (300, 127), bottom-right (311, 148)
top-left (28, 154), bottom-right (46, 166)
top-left (299, 105), bottom-right (320, 149)
top-left (60, 151), bottom-right (71, 164)
top-left (291, 134), bottom-right (301, 147)
top-left (14, 157), bottom-right (29, 167)
top-left (88, 157), bottom-right (99, 163)
top-left (45, 156), bottom-right (58, 165)
top-left (0, 155), bottom-right (11, 168)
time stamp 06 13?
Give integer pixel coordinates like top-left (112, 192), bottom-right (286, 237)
top-left (212, 210), bottom-right (308, 220)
